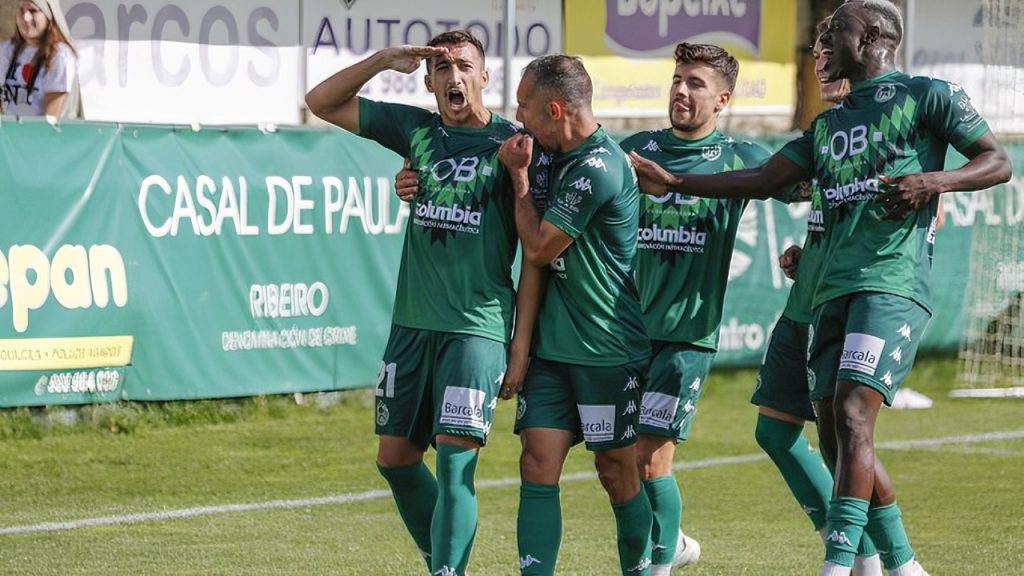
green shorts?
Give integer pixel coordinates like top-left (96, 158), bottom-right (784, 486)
top-left (808, 292), bottom-right (931, 406)
top-left (374, 325), bottom-right (506, 450)
top-left (639, 342), bottom-right (714, 441)
top-left (514, 356), bottom-right (648, 452)
top-left (751, 315), bottom-right (816, 422)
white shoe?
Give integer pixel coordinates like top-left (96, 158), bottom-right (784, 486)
top-left (671, 532), bottom-right (701, 570)
top-left (890, 388), bottom-right (933, 410)
top-left (888, 560), bottom-right (930, 576)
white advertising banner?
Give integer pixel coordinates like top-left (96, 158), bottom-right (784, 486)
top-left (908, 0), bottom-right (1024, 134)
top-left (65, 0), bottom-right (302, 125)
top-left (303, 0), bottom-right (562, 112)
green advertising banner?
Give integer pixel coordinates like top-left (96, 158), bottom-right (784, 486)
top-left (0, 121), bottom-right (406, 407)
top-left (0, 121), bottom-right (1020, 407)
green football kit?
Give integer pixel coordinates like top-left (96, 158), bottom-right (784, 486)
top-left (780, 71), bottom-right (990, 403)
top-left (622, 129), bottom-right (780, 440)
top-left (514, 127), bottom-right (651, 452)
top-left (360, 99), bottom-right (518, 447)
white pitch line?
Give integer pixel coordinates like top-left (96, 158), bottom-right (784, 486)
top-left (2, 429), bottom-right (1022, 537)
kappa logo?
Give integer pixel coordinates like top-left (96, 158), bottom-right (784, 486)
top-left (682, 399), bottom-right (695, 414)
top-left (433, 567), bottom-right (458, 576)
top-left (624, 376), bottom-right (640, 391)
top-left (623, 400), bottom-right (637, 415)
top-left (569, 176), bottom-right (592, 193)
top-left (897, 323), bottom-right (913, 342)
top-left (535, 171), bottom-right (548, 188)
top-left (375, 400), bottom-right (390, 426)
top-left (588, 146), bottom-right (610, 155)
top-left (890, 346), bottom-right (903, 364)
top-left (701, 145), bottom-right (722, 161)
top-left (520, 555), bottom-right (542, 569)
top-left (875, 83), bottom-right (897, 103)
top-left (622, 425), bottom-right (637, 440)
top-left (642, 140), bottom-right (660, 152)
top-left (583, 157), bottom-right (608, 171)
top-left (627, 557), bottom-right (652, 573)
top-left (537, 152), bottom-right (552, 166)
top-left (826, 530), bottom-right (852, 546)
top-left (881, 371), bottom-right (894, 388)
top-left (689, 377), bottom-right (701, 391)
top-left (801, 505), bottom-right (819, 516)
top-left (488, 396), bottom-right (498, 410)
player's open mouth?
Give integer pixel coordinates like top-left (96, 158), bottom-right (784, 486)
top-left (672, 99), bottom-right (690, 113)
top-left (448, 89), bottom-right (466, 110)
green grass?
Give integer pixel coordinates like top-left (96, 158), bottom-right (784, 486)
top-left (0, 359), bottom-right (1022, 575)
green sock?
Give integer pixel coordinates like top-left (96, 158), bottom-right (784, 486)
top-left (865, 503), bottom-right (915, 569)
top-left (430, 444), bottom-right (479, 576)
top-left (378, 460), bottom-right (438, 570)
top-left (858, 533), bottom-right (879, 557)
top-left (823, 497), bottom-right (870, 567)
top-left (643, 476), bottom-right (681, 567)
top-left (755, 414), bottom-right (834, 531)
top-left (613, 488), bottom-right (654, 575)
top-left (518, 483), bottom-right (562, 576)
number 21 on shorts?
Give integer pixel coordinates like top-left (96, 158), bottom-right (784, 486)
top-left (376, 362), bottom-right (397, 398)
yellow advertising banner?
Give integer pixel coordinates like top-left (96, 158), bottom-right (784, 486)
top-left (0, 336), bottom-right (134, 372)
top-left (565, 0), bottom-right (797, 116)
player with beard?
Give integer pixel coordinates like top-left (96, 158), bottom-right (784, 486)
top-left (630, 2), bottom-right (1011, 575)
top-left (307, 30), bottom-right (543, 576)
top-left (619, 43), bottom-right (797, 575)
top-left (499, 55), bottom-right (654, 576)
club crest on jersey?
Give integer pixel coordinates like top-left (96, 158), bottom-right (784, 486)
top-left (702, 145), bottom-right (722, 161)
top-left (376, 400), bottom-right (390, 426)
top-left (875, 84), bottom-right (897, 103)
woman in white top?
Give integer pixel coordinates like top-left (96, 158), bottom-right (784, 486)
top-left (1, 0), bottom-right (77, 118)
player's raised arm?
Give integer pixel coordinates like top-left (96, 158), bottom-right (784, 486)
top-left (877, 131), bottom-right (1011, 220)
top-left (305, 45), bottom-right (448, 133)
top-left (631, 150), bottom-right (809, 200)
top-left (500, 133), bottom-right (574, 266)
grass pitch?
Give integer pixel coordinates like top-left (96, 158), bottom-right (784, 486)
top-left (0, 358), bottom-right (1021, 575)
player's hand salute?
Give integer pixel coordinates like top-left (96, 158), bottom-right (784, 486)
top-left (380, 45), bottom-right (450, 74)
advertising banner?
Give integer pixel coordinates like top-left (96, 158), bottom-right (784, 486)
top-left (64, 0), bottom-right (303, 125)
top-left (0, 122), bottom-right (1019, 406)
top-left (565, 0), bottom-right (798, 117)
top-left (907, 0), bottom-right (1024, 134)
top-left (0, 121), bottom-right (406, 406)
top-left (303, 0), bottom-right (562, 112)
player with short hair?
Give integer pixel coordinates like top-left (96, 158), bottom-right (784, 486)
top-left (621, 42), bottom-right (795, 575)
top-left (498, 54), bottom-right (654, 576)
top-left (306, 30), bottom-right (543, 576)
top-left (752, 19), bottom-right (884, 576)
top-left (630, 2), bottom-right (1011, 575)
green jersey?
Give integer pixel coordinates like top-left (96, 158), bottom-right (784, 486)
top-left (359, 99), bottom-right (519, 342)
top-left (622, 130), bottom-right (775, 350)
top-left (781, 181), bottom-right (827, 324)
top-left (780, 71), bottom-right (990, 312)
top-left (533, 127), bottom-right (650, 366)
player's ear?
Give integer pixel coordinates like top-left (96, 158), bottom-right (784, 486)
top-left (424, 67), bottom-right (435, 94)
top-left (714, 90), bottom-right (732, 114)
top-left (862, 24), bottom-right (881, 46)
top-left (480, 67), bottom-right (490, 90)
top-left (548, 100), bottom-right (563, 120)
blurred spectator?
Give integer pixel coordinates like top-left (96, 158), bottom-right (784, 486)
top-left (1, 0), bottom-right (77, 118)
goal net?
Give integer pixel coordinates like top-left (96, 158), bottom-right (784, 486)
top-left (954, 0), bottom-right (1024, 398)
